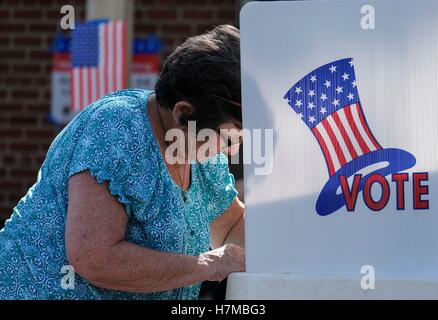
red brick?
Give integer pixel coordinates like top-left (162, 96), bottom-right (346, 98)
top-left (13, 9), bottom-right (43, 19)
top-left (0, 181), bottom-right (22, 189)
top-left (211, 0), bottom-right (235, 4)
top-left (29, 50), bottom-right (51, 60)
top-left (0, 64), bottom-right (9, 72)
top-left (0, 0), bottom-right (23, 5)
top-left (25, 130), bottom-right (55, 139)
top-left (5, 77), bottom-right (33, 86)
top-left (13, 37), bottom-right (42, 46)
top-left (11, 90), bottom-right (39, 99)
top-left (17, 78), bottom-right (34, 86)
top-left (0, 130), bottom-right (22, 138)
top-left (44, 64), bottom-right (52, 73)
top-left (134, 10), bottom-right (143, 20)
top-left (0, 23), bottom-right (26, 33)
top-left (0, 51), bottom-right (26, 59)
top-left (183, 10), bottom-right (213, 20)
top-left (0, 208), bottom-right (14, 218)
top-left (0, 103), bottom-right (23, 112)
top-left (13, 64), bottom-right (41, 73)
top-left (10, 143), bottom-right (39, 152)
top-left (43, 90), bottom-right (51, 100)
top-left (0, 10), bottom-right (9, 19)
top-left (162, 24), bottom-right (192, 33)
top-left (40, 143), bottom-right (51, 152)
top-left (196, 24), bottom-right (216, 34)
top-left (10, 169), bottom-right (37, 179)
top-left (135, 24), bottom-right (157, 33)
top-left (217, 9), bottom-right (236, 20)
top-left (136, 0), bottom-right (156, 4)
top-left (28, 23), bottom-right (56, 32)
top-left (3, 155), bottom-right (16, 165)
top-left (25, 104), bottom-right (49, 112)
top-left (45, 9), bottom-right (62, 19)
top-left (19, 155), bottom-right (33, 166)
top-left (0, 36), bottom-right (9, 45)
top-left (160, 37), bottom-right (175, 47)
top-left (7, 194), bottom-right (22, 203)
top-left (35, 156), bottom-right (46, 166)
top-left (10, 116), bottom-right (38, 126)
top-left (34, 78), bottom-right (50, 87)
top-left (147, 9), bottom-right (178, 20)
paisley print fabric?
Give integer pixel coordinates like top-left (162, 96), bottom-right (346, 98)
top-left (0, 89), bottom-right (237, 300)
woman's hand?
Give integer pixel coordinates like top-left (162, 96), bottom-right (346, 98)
top-left (198, 243), bottom-right (246, 282)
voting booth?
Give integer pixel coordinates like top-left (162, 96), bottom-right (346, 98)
top-left (227, 0), bottom-right (438, 299)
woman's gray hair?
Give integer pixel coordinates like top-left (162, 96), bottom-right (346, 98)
top-left (155, 24), bottom-right (241, 131)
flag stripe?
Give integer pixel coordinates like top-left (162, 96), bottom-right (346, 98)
top-left (99, 24), bottom-right (105, 98)
top-left (112, 21), bottom-right (118, 91)
top-left (325, 115), bottom-right (352, 163)
top-left (107, 22), bottom-right (114, 92)
top-left (354, 102), bottom-right (381, 150)
top-left (74, 68), bottom-right (80, 111)
top-left (321, 118), bottom-right (348, 166)
top-left (87, 68), bottom-right (92, 106)
top-left (115, 21), bottom-right (122, 90)
top-left (331, 110), bottom-right (359, 159)
top-left (121, 21), bottom-right (127, 89)
top-left (82, 68), bottom-right (89, 107)
top-left (91, 68), bottom-right (97, 101)
top-left (104, 23), bottom-right (109, 94)
top-left (337, 107), bottom-right (363, 156)
top-left (350, 103), bottom-right (377, 151)
top-left (344, 105), bottom-right (371, 154)
top-left (71, 69), bottom-right (76, 111)
top-left (312, 126), bottom-right (336, 176)
top-left (78, 69), bottom-right (84, 110)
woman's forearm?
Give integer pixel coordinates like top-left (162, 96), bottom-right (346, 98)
top-left (224, 214), bottom-right (245, 248)
top-left (76, 240), bottom-right (212, 293)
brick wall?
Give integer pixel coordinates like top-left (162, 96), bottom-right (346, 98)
top-left (0, 0), bottom-right (238, 223)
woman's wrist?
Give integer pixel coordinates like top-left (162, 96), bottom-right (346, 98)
top-left (196, 252), bottom-right (216, 281)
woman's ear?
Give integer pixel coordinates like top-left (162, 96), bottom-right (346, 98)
top-left (173, 101), bottom-right (195, 127)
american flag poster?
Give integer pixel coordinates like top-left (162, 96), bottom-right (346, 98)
top-left (70, 20), bottom-right (127, 112)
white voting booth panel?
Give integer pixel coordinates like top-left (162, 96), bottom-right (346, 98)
top-left (228, 0), bottom-right (438, 299)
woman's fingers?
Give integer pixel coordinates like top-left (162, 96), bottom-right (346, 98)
top-left (199, 243), bottom-right (246, 282)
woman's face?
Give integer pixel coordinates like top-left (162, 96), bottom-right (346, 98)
top-left (170, 101), bottom-right (242, 163)
top-left (194, 120), bottom-right (243, 163)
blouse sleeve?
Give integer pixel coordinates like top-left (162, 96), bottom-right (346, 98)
top-left (200, 153), bottom-right (238, 224)
top-left (68, 102), bottom-right (145, 218)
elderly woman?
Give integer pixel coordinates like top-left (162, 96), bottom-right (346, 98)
top-left (0, 25), bottom-right (245, 300)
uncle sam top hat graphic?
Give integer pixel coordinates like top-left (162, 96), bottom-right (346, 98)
top-left (284, 58), bottom-right (417, 216)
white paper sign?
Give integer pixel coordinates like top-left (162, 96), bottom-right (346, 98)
top-left (241, 0), bottom-right (438, 279)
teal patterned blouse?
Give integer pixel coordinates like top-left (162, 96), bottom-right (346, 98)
top-left (0, 89), bottom-right (238, 300)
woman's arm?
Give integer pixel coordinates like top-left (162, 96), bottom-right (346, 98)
top-left (210, 197), bottom-right (245, 249)
top-left (66, 171), bottom-right (245, 293)
top-left (224, 213), bottom-right (245, 248)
